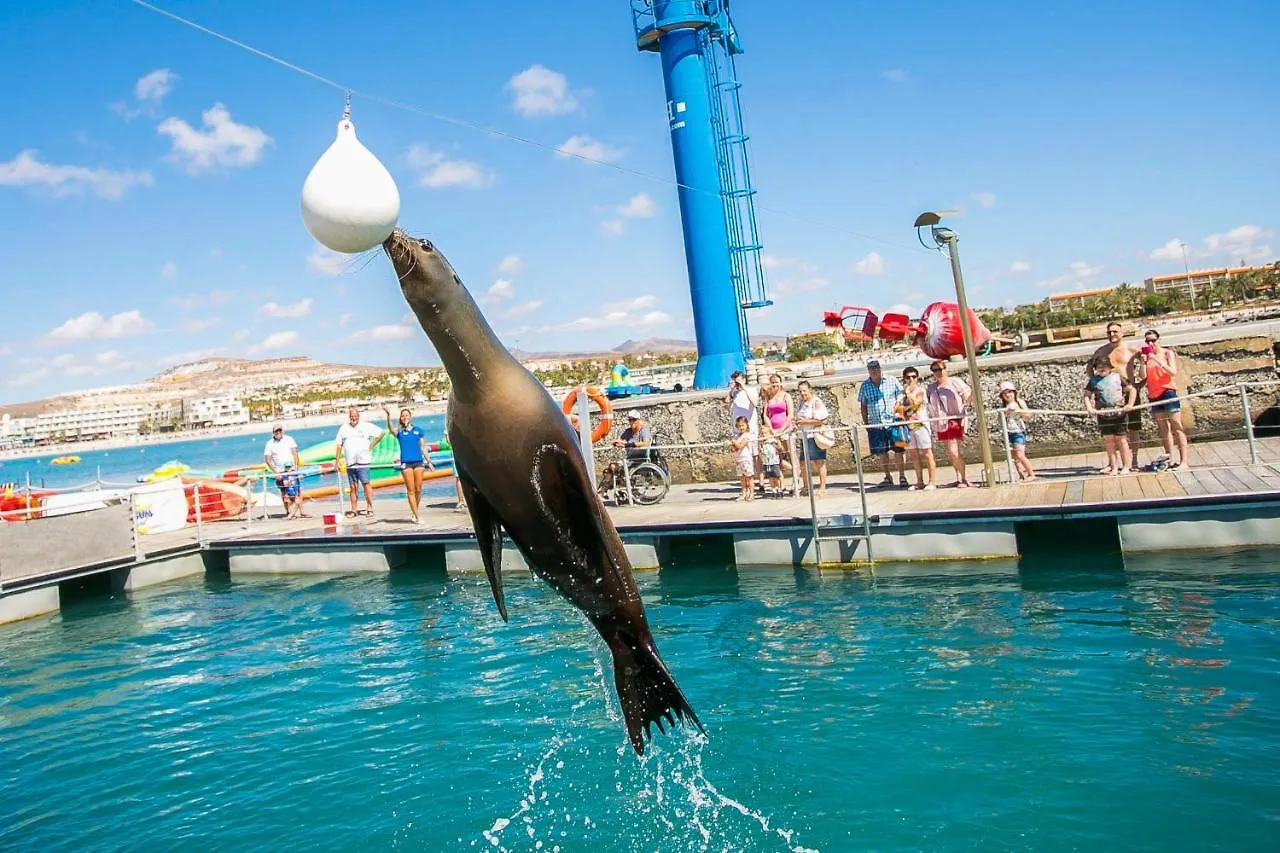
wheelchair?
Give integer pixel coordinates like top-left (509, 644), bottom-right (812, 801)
top-left (598, 445), bottom-right (671, 506)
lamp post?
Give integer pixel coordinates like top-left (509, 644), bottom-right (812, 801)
top-left (914, 212), bottom-right (997, 487)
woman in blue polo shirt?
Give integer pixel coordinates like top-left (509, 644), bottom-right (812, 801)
top-left (385, 407), bottom-right (435, 524)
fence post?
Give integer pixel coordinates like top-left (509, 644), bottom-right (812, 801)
top-left (193, 481), bottom-right (204, 545)
top-left (24, 472), bottom-right (32, 522)
top-left (1240, 383), bottom-right (1258, 465)
top-left (130, 492), bottom-right (143, 563)
top-left (800, 429), bottom-right (822, 566)
top-left (851, 425), bottom-right (873, 564)
top-left (1000, 410), bottom-right (1015, 484)
top-left (576, 385), bottom-right (596, 491)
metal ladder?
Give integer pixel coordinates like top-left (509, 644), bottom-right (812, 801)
top-left (699, 16), bottom-right (771, 361)
top-left (800, 427), bottom-right (876, 566)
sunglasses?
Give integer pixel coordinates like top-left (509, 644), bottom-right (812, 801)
top-left (930, 367), bottom-right (943, 373)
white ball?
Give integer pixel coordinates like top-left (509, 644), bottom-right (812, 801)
top-left (301, 118), bottom-right (400, 253)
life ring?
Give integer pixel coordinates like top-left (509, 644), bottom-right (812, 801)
top-left (561, 385), bottom-right (614, 444)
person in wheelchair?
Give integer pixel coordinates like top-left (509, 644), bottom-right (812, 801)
top-left (600, 409), bottom-right (668, 503)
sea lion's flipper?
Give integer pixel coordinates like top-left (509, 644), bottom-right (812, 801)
top-left (533, 444), bottom-right (704, 755)
top-left (458, 477), bottom-right (508, 622)
top-left (610, 635), bottom-right (706, 755)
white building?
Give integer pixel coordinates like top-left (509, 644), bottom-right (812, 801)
top-left (26, 405), bottom-right (154, 440)
top-left (182, 396), bottom-right (250, 428)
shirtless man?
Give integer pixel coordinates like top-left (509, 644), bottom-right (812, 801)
top-left (1089, 320), bottom-right (1144, 470)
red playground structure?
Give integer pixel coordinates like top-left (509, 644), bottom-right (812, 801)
top-left (822, 302), bottom-right (993, 360)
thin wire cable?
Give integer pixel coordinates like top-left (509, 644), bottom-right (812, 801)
top-left (129, 0), bottom-right (931, 254)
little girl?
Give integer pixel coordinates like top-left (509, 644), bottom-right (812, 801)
top-left (997, 380), bottom-right (1035, 482)
top-left (760, 423), bottom-right (783, 496)
top-left (730, 416), bottom-right (757, 501)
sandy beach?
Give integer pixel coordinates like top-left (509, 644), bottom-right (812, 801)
top-left (0, 403), bottom-right (449, 462)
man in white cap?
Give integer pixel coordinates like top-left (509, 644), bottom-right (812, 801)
top-left (263, 423), bottom-right (304, 519)
top-left (599, 409), bottom-right (653, 501)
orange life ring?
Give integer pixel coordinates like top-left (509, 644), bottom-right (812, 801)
top-left (561, 386), bottom-right (614, 444)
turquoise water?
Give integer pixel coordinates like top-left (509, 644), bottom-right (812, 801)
top-left (2, 552), bottom-right (1278, 850)
top-left (0, 414), bottom-right (451, 498)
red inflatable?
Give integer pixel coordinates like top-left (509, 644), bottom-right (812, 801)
top-left (916, 302), bottom-right (992, 360)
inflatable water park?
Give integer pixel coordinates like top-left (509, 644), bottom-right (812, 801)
top-left (1, 432), bottom-right (454, 531)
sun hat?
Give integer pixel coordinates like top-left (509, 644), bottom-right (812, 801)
top-left (997, 380), bottom-right (1017, 393)
top-left (626, 409), bottom-right (642, 420)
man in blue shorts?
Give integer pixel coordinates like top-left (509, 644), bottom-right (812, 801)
top-left (858, 359), bottom-right (907, 488)
top-left (335, 407), bottom-right (385, 518)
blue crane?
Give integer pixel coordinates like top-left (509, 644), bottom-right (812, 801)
top-left (632, 0), bottom-right (771, 389)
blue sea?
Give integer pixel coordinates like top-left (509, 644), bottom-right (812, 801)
top-left (2, 551), bottom-right (1277, 850)
top-left (0, 414), bottom-right (450, 498)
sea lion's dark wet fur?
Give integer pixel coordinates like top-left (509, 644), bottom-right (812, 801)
top-left (383, 230), bottom-right (702, 754)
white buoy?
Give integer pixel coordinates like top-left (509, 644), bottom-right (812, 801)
top-left (301, 96), bottom-right (400, 254)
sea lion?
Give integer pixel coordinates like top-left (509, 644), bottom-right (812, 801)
top-left (382, 230), bottom-right (703, 754)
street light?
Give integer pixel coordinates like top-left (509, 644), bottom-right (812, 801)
top-left (1178, 241), bottom-right (1196, 310)
top-left (913, 211), bottom-right (997, 488)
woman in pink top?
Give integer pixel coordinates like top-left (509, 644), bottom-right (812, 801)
top-left (762, 373), bottom-right (800, 494)
top-left (925, 359), bottom-right (973, 488)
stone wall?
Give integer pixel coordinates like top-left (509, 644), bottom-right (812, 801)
top-left (581, 335), bottom-right (1278, 484)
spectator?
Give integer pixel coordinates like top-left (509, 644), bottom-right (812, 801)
top-left (997, 380), bottom-right (1035, 482)
top-left (729, 415), bottom-right (757, 501)
top-left (263, 424), bottom-right (305, 519)
top-left (600, 410), bottom-right (652, 500)
top-left (760, 422), bottom-right (784, 496)
top-left (724, 370), bottom-right (762, 491)
top-left (1090, 320), bottom-right (1144, 470)
top-left (762, 373), bottom-right (800, 495)
top-left (1141, 329), bottom-right (1190, 470)
top-left (1084, 354), bottom-right (1136, 475)
top-left (335, 406), bottom-right (385, 519)
top-left (899, 367), bottom-right (936, 490)
top-left (926, 360), bottom-right (973, 488)
top-left (858, 359), bottom-right (907, 488)
top-left (385, 406), bottom-right (435, 525)
top-left (794, 380), bottom-right (830, 497)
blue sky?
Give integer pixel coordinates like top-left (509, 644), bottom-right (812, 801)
top-left (2, 0), bottom-right (1277, 404)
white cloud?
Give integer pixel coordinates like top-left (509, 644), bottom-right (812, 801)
top-left (973, 191), bottom-right (997, 208)
top-left (180, 317), bottom-right (222, 333)
top-left (1202, 224), bottom-right (1271, 262)
top-left (248, 330), bottom-right (301, 355)
top-left (881, 69), bottom-right (909, 83)
top-left (763, 255), bottom-right (819, 274)
top-left (258, 298), bottom-right (314, 319)
top-left (506, 65), bottom-right (579, 117)
top-left (136, 68), bottom-right (178, 104)
top-left (556, 135), bottom-right (627, 165)
top-left (1070, 260), bottom-right (1102, 278)
top-left (112, 68), bottom-right (179, 119)
top-left (35, 349), bottom-right (143, 379)
top-left (605, 295), bottom-right (657, 312)
top-left (0, 149), bottom-right (154, 199)
top-left (231, 329), bottom-right (250, 343)
top-left (498, 255), bottom-right (524, 276)
top-left (345, 324), bottom-right (415, 343)
top-left (307, 245), bottom-right (349, 276)
top-left (157, 103), bottom-right (272, 173)
top-left (600, 219), bottom-right (624, 236)
top-left (538, 295), bottom-right (668, 333)
top-left (1038, 260), bottom-right (1104, 290)
top-left (854, 251), bottom-right (887, 275)
top-left (1009, 260), bottom-right (1032, 274)
top-left (338, 313), bottom-right (350, 326)
top-left (160, 261), bottom-right (178, 279)
top-left (407, 144), bottom-right (495, 189)
top-left (47, 310), bottom-right (153, 342)
top-left (1150, 239), bottom-right (1186, 261)
top-left (617, 193), bottom-right (657, 219)
top-left (483, 279), bottom-right (515, 304)
top-left (500, 300), bottom-right (543, 320)
top-left (772, 277), bottom-right (830, 294)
